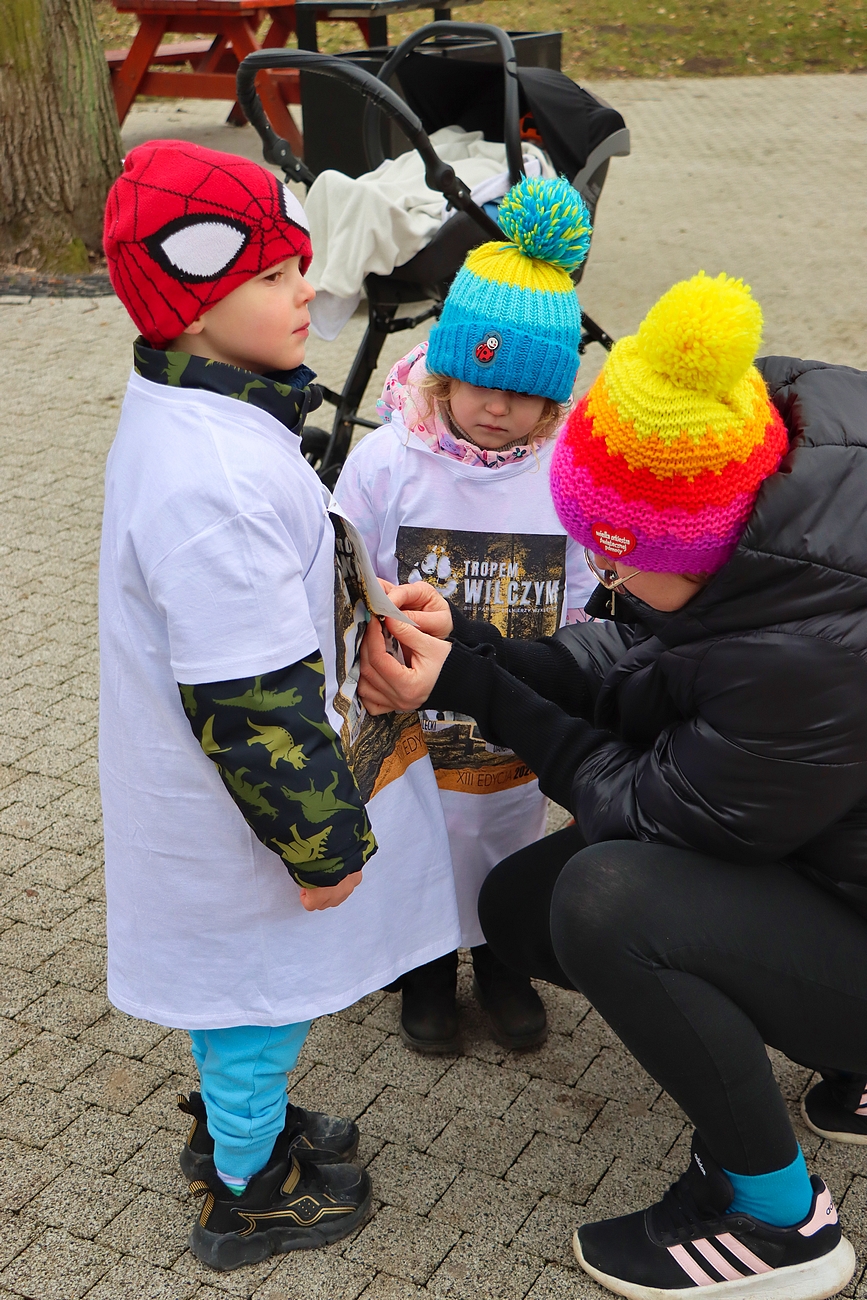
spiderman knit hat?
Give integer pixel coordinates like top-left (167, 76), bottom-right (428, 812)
top-left (426, 176), bottom-right (592, 402)
top-left (549, 271), bottom-right (789, 575)
top-left (104, 140), bottom-right (312, 348)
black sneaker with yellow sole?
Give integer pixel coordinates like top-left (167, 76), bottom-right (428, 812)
top-left (574, 1133), bottom-right (855, 1300)
top-left (189, 1149), bottom-right (372, 1271)
top-left (178, 1091), bottom-right (359, 1182)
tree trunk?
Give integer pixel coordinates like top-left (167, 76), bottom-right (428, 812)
top-left (0, 0), bottom-right (123, 272)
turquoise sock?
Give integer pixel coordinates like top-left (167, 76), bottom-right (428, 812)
top-left (725, 1147), bottom-right (813, 1227)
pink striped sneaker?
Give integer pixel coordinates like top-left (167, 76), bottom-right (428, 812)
top-left (573, 1135), bottom-right (855, 1300)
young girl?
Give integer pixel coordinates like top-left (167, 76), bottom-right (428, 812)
top-left (334, 177), bottom-right (597, 1053)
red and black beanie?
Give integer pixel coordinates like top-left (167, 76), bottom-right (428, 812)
top-left (104, 140), bottom-right (312, 349)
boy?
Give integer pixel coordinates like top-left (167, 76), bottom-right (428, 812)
top-left (100, 141), bottom-right (459, 1271)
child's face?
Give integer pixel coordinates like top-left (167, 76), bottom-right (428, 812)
top-left (175, 256), bottom-right (315, 373)
top-left (448, 380), bottom-right (545, 450)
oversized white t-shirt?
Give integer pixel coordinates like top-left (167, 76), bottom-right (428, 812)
top-left (334, 415), bottom-right (595, 946)
top-left (99, 375), bottom-right (459, 1029)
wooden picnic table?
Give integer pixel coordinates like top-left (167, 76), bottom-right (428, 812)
top-left (107, 0), bottom-right (481, 156)
top-left (108, 0), bottom-right (312, 153)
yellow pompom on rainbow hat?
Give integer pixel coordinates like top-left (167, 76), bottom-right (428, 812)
top-left (549, 271), bottom-right (790, 574)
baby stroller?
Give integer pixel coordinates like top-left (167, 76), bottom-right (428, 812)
top-left (237, 25), bottom-right (629, 488)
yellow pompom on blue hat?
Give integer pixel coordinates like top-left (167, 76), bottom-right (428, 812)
top-left (426, 176), bottom-right (592, 403)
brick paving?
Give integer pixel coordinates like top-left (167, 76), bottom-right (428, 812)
top-left (1, 73), bottom-right (867, 1299)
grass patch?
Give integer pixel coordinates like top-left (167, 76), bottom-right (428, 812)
top-left (93, 0), bottom-right (867, 78)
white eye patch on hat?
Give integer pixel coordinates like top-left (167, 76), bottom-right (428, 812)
top-left (146, 215), bottom-right (251, 282)
top-left (144, 187), bottom-right (308, 284)
top-left (279, 183), bottom-right (309, 234)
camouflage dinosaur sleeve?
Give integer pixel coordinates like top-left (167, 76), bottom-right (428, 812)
top-left (177, 655), bottom-right (377, 889)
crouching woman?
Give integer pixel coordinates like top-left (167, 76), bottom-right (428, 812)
top-left (358, 272), bottom-right (867, 1300)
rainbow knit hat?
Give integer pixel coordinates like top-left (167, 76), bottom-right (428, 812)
top-left (549, 271), bottom-right (790, 574)
top-left (426, 176), bottom-right (591, 402)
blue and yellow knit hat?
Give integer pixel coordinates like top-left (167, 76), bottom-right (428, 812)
top-left (426, 176), bottom-right (592, 403)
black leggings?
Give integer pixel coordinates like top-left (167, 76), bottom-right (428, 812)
top-left (478, 827), bottom-right (867, 1175)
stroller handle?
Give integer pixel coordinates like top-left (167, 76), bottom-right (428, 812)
top-left (236, 50), bottom-right (502, 240)
top-left (364, 23), bottom-right (524, 188)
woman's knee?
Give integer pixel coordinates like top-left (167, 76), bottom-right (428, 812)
top-left (550, 839), bottom-right (670, 975)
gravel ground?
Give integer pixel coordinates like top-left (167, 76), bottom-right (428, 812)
top-left (0, 74), bottom-right (865, 1299)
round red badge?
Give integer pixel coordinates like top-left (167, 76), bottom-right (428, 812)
top-left (591, 522), bottom-right (637, 559)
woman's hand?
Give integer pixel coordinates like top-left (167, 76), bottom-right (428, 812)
top-left (299, 871), bottom-right (362, 911)
top-left (359, 616), bottom-right (451, 715)
top-left (388, 582), bottom-right (454, 640)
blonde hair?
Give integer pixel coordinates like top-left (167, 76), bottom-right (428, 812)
top-left (417, 370), bottom-right (566, 445)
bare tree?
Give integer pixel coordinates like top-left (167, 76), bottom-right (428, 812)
top-left (0, 0), bottom-right (122, 272)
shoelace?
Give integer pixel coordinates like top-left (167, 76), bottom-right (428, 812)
top-left (652, 1174), bottom-right (720, 1243)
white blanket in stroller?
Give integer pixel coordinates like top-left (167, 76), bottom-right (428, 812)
top-left (306, 126), bottom-right (553, 340)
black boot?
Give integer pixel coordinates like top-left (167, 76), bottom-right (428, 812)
top-left (178, 1092), bottom-right (359, 1182)
top-left (471, 944), bottom-right (547, 1051)
top-left (398, 951), bottom-right (460, 1054)
top-left (189, 1149), bottom-right (371, 1271)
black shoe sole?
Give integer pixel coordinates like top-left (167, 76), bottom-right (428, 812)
top-left (399, 1021), bottom-right (461, 1055)
top-left (179, 1128), bottom-right (360, 1184)
top-left (189, 1189), bottom-right (373, 1271)
top-left (800, 1096), bottom-right (867, 1146)
top-left (471, 976), bottom-right (548, 1052)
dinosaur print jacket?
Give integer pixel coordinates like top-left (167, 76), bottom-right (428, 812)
top-left (180, 657), bottom-right (375, 888)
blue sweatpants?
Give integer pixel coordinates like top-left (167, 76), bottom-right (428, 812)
top-left (189, 1022), bottom-right (311, 1181)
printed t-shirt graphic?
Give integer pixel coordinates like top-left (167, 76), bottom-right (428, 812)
top-left (396, 525), bottom-right (566, 795)
top-left (332, 514), bottom-right (429, 804)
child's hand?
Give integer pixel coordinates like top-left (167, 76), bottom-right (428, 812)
top-left (359, 616), bottom-right (451, 715)
top-left (388, 583), bottom-right (454, 639)
top-left (299, 871), bottom-right (362, 911)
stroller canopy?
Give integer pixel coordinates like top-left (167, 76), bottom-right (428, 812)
top-left (397, 57), bottom-right (626, 182)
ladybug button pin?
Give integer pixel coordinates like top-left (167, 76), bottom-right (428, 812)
top-left (474, 332), bottom-right (501, 365)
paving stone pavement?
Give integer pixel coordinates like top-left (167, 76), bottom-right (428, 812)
top-left (1, 73), bottom-right (866, 1299)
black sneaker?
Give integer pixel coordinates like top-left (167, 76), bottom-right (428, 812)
top-left (574, 1133), bottom-right (854, 1300)
top-left (189, 1149), bottom-right (371, 1271)
top-left (471, 943), bottom-right (548, 1051)
top-left (802, 1074), bottom-right (867, 1146)
top-left (178, 1092), bottom-right (359, 1182)
top-left (398, 951), bottom-right (461, 1055)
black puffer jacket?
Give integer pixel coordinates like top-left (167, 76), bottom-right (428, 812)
top-left (426, 358), bottom-right (867, 915)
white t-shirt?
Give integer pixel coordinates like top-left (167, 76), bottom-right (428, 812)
top-left (99, 375), bottom-right (459, 1029)
top-left (334, 415), bottom-right (594, 946)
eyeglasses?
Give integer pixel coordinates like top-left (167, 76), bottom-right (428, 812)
top-left (583, 548), bottom-right (642, 614)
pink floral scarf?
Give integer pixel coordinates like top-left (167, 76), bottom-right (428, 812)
top-left (376, 341), bottom-right (542, 469)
